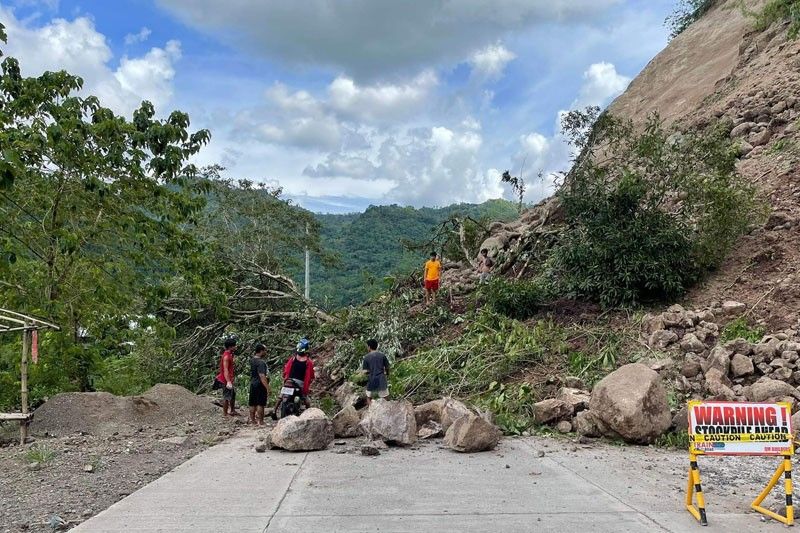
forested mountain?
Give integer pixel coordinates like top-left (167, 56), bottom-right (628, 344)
top-left (305, 200), bottom-right (520, 308)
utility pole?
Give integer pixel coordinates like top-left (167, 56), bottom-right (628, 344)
top-left (304, 223), bottom-right (310, 300)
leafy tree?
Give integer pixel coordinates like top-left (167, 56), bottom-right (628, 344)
top-left (552, 108), bottom-right (761, 307)
top-left (0, 27), bottom-right (210, 394)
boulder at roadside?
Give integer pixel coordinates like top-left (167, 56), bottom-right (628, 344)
top-left (589, 363), bottom-right (672, 444)
top-left (359, 400), bottom-right (417, 446)
top-left (444, 413), bottom-right (501, 453)
top-left (271, 408), bottom-right (334, 451)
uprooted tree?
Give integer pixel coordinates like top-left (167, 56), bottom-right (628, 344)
top-left (0, 27), bottom-right (332, 405)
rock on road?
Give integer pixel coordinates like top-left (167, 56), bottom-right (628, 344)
top-left (71, 431), bottom-right (792, 532)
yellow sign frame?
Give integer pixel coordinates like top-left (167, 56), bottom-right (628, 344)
top-left (685, 400), bottom-right (795, 526)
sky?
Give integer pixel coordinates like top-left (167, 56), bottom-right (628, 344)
top-left (0, 0), bottom-right (676, 213)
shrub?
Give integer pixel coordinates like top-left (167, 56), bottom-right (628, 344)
top-left (754, 0), bottom-right (800, 38)
top-left (481, 277), bottom-right (550, 320)
top-left (552, 109), bottom-right (761, 307)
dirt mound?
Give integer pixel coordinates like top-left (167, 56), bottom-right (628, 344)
top-left (31, 384), bottom-right (215, 437)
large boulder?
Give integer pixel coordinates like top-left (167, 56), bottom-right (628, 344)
top-left (589, 363), bottom-right (671, 443)
top-left (271, 408), bottom-right (334, 451)
top-left (533, 398), bottom-right (573, 424)
top-left (334, 382), bottom-right (367, 410)
top-left (413, 397), bottom-right (472, 431)
top-left (359, 400), bottom-right (417, 446)
top-left (441, 398), bottom-right (472, 431)
top-left (443, 413), bottom-right (501, 452)
top-left (332, 405), bottom-right (362, 438)
top-left (414, 399), bottom-right (446, 427)
top-left (747, 377), bottom-right (800, 403)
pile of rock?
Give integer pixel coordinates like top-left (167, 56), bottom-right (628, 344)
top-left (532, 364), bottom-right (672, 444)
top-left (723, 89), bottom-right (799, 158)
top-left (644, 302), bottom-right (800, 407)
top-left (440, 196), bottom-right (564, 294)
top-left (327, 383), bottom-right (501, 453)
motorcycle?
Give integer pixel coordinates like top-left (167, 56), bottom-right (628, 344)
top-left (278, 378), bottom-right (306, 418)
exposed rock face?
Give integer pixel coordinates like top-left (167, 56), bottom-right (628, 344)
top-left (443, 413), bottom-right (501, 453)
top-left (589, 363), bottom-right (672, 443)
top-left (271, 408), bottom-right (334, 451)
top-left (332, 405), bottom-right (362, 438)
top-left (359, 400), bottom-right (417, 446)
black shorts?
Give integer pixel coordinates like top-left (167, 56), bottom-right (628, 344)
top-left (249, 383), bottom-right (267, 407)
top-left (222, 384), bottom-right (236, 403)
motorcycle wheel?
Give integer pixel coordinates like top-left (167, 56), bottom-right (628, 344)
top-left (280, 399), bottom-right (295, 418)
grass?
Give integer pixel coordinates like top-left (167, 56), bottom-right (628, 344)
top-left (655, 431), bottom-right (691, 450)
top-left (25, 445), bottom-right (56, 464)
top-left (720, 317), bottom-right (765, 343)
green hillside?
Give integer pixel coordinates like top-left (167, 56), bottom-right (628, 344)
top-left (307, 199), bottom-right (520, 308)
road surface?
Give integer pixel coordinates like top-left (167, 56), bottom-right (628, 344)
top-left (72, 431), bottom-right (790, 532)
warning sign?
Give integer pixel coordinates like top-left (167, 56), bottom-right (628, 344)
top-left (688, 400), bottom-right (794, 456)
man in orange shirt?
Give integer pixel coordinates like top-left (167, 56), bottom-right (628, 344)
top-left (423, 251), bottom-right (442, 305)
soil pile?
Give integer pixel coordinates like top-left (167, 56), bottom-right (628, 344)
top-left (31, 384), bottom-right (215, 437)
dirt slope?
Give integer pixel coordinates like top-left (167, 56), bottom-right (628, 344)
top-left (506, 0), bottom-right (800, 329)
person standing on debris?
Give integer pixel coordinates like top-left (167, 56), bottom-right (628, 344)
top-left (362, 339), bottom-right (390, 405)
top-left (248, 343), bottom-right (270, 426)
top-left (424, 251), bottom-right (442, 305)
top-left (213, 337), bottom-right (239, 417)
top-left (477, 248), bottom-right (494, 284)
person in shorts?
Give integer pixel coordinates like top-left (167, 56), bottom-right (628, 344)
top-left (248, 343), bottom-right (270, 426)
top-left (477, 248), bottom-right (494, 284)
top-left (213, 337), bottom-right (239, 417)
top-left (423, 251), bottom-right (442, 305)
top-left (361, 339), bottom-right (390, 405)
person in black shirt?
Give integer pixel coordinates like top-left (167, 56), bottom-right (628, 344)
top-left (362, 339), bottom-right (390, 405)
top-left (248, 344), bottom-right (270, 426)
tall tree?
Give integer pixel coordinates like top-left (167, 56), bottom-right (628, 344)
top-left (0, 25), bottom-right (210, 390)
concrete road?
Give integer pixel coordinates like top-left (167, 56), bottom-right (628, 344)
top-left (71, 432), bottom-right (789, 532)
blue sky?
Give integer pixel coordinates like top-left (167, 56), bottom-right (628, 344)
top-left (1, 0), bottom-right (676, 213)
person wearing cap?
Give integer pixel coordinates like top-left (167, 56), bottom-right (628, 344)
top-left (248, 343), bottom-right (270, 426)
top-left (271, 338), bottom-right (315, 418)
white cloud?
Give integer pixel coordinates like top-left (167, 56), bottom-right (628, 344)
top-left (156, 0), bottom-right (622, 78)
top-left (470, 43), bottom-right (516, 81)
top-left (0, 8), bottom-right (181, 117)
top-left (328, 71), bottom-right (437, 123)
top-left (573, 61), bottom-right (631, 109)
top-left (124, 26), bottom-right (152, 46)
top-left (514, 61), bottom-right (631, 197)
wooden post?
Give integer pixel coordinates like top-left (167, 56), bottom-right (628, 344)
top-left (20, 324), bottom-right (29, 445)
